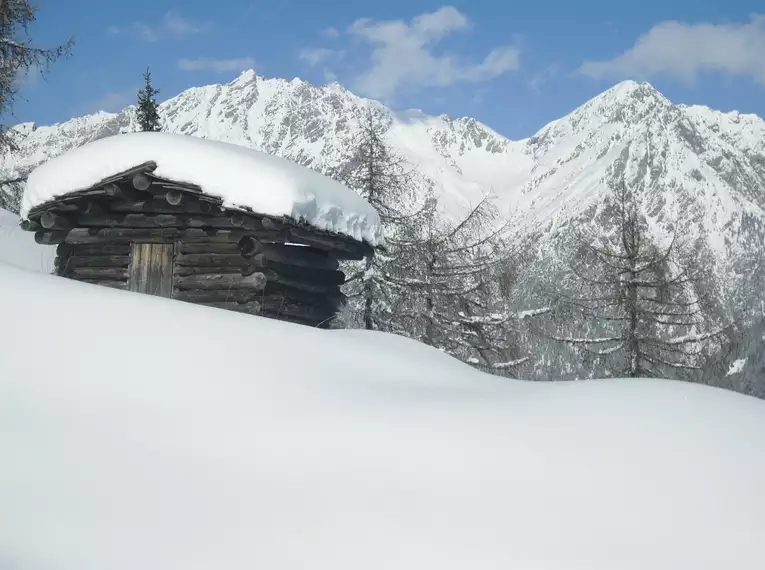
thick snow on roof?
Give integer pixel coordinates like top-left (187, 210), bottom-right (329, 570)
top-left (2, 264), bottom-right (765, 570)
top-left (21, 132), bottom-right (383, 246)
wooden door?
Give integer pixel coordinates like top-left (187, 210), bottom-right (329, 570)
top-left (128, 243), bottom-right (174, 297)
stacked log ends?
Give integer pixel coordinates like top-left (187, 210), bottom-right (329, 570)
top-left (24, 165), bottom-right (369, 328)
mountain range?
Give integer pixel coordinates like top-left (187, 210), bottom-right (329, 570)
top-left (2, 70), bottom-right (764, 310)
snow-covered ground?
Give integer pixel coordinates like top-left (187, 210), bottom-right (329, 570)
top-left (0, 207), bottom-right (55, 273)
top-left (2, 261), bottom-right (765, 570)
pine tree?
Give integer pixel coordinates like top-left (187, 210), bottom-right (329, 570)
top-left (545, 180), bottom-right (727, 378)
top-left (136, 67), bottom-right (161, 132)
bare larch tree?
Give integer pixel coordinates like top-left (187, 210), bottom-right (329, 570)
top-left (333, 109), bottom-right (430, 331)
top-left (1, 0), bottom-right (72, 211)
top-left (548, 180), bottom-right (726, 378)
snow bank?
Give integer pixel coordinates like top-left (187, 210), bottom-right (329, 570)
top-left (2, 263), bottom-right (765, 570)
top-left (0, 207), bottom-right (55, 273)
top-left (20, 132), bottom-right (383, 246)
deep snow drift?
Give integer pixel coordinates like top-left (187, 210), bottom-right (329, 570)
top-left (2, 262), bottom-right (765, 570)
top-left (0, 207), bottom-right (54, 273)
top-left (21, 131), bottom-right (384, 246)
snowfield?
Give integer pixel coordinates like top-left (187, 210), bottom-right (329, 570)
top-left (2, 261), bottom-right (765, 569)
top-left (0, 208), bottom-right (55, 273)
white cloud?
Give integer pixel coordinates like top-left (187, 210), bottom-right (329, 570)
top-left (163, 11), bottom-right (202, 38)
top-left (298, 47), bottom-right (337, 67)
top-left (344, 6), bottom-right (520, 99)
top-left (321, 27), bottom-right (340, 38)
top-left (527, 63), bottom-right (561, 92)
top-left (110, 11), bottom-right (204, 42)
top-left (178, 57), bottom-right (255, 73)
top-left (579, 14), bottom-right (765, 85)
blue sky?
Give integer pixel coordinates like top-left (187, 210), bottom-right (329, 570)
top-left (10, 0), bottom-right (765, 139)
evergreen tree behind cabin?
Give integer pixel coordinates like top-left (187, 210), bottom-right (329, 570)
top-left (136, 68), bottom-right (161, 132)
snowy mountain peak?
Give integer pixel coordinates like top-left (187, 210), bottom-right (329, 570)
top-left (2, 74), bottom-right (764, 299)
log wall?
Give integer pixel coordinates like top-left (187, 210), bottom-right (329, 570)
top-left (30, 166), bottom-right (365, 328)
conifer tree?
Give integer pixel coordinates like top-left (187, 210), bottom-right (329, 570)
top-left (546, 179), bottom-right (727, 378)
top-left (136, 67), bottom-right (161, 132)
top-left (334, 109), bottom-right (430, 331)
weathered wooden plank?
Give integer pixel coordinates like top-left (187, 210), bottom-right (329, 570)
top-left (147, 173), bottom-right (202, 193)
top-left (41, 211), bottom-right (72, 230)
top-left (65, 255), bottom-right (131, 268)
top-left (35, 230), bottom-right (69, 245)
top-left (79, 279), bottom-right (128, 290)
top-left (55, 243), bottom-right (75, 256)
top-left (172, 288), bottom-right (263, 304)
top-left (199, 299), bottom-right (336, 325)
top-left (261, 269), bottom-right (343, 295)
top-left (262, 284), bottom-right (345, 310)
top-left (173, 264), bottom-right (253, 277)
top-left (177, 229), bottom-right (248, 243)
top-left (109, 199), bottom-right (218, 215)
top-left (76, 212), bottom-right (261, 231)
top-left (257, 246), bottom-right (339, 271)
top-left (20, 219), bottom-right (42, 232)
top-left (174, 252), bottom-right (247, 266)
top-left (200, 301), bottom-right (262, 315)
top-left (128, 243), bottom-right (174, 297)
top-left (174, 272), bottom-right (267, 291)
top-left (72, 267), bottom-right (130, 280)
top-left (71, 244), bottom-right (132, 256)
top-left (175, 242), bottom-right (242, 254)
top-left (253, 256), bottom-right (345, 285)
top-left (66, 228), bottom-right (182, 244)
top-left (82, 201), bottom-right (104, 216)
top-left (258, 298), bottom-right (336, 319)
top-left (95, 161), bottom-right (157, 187)
top-left (289, 226), bottom-right (368, 259)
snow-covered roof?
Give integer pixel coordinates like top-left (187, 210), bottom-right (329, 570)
top-left (21, 132), bottom-right (383, 246)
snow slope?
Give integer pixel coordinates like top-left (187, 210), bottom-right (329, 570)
top-left (2, 261), bottom-right (765, 570)
top-left (0, 207), bottom-right (54, 273)
top-left (22, 132), bottom-right (383, 246)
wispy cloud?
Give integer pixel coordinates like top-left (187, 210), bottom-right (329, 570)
top-left (178, 57), bottom-right (255, 73)
top-left (110, 11), bottom-right (206, 43)
top-left (527, 63), bottom-right (561, 92)
top-left (320, 27), bottom-right (340, 38)
top-left (579, 14), bottom-right (765, 85)
top-left (338, 6), bottom-right (520, 100)
top-left (298, 47), bottom-right (338, 67)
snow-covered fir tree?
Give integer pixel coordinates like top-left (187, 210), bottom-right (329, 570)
top-left (136, 67), bottom-right (161, 132)
top-left (543, 179), bottom-right (727, 378)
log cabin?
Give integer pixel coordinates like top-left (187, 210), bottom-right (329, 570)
top-left (19, 132), bottom-right (383, 328)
